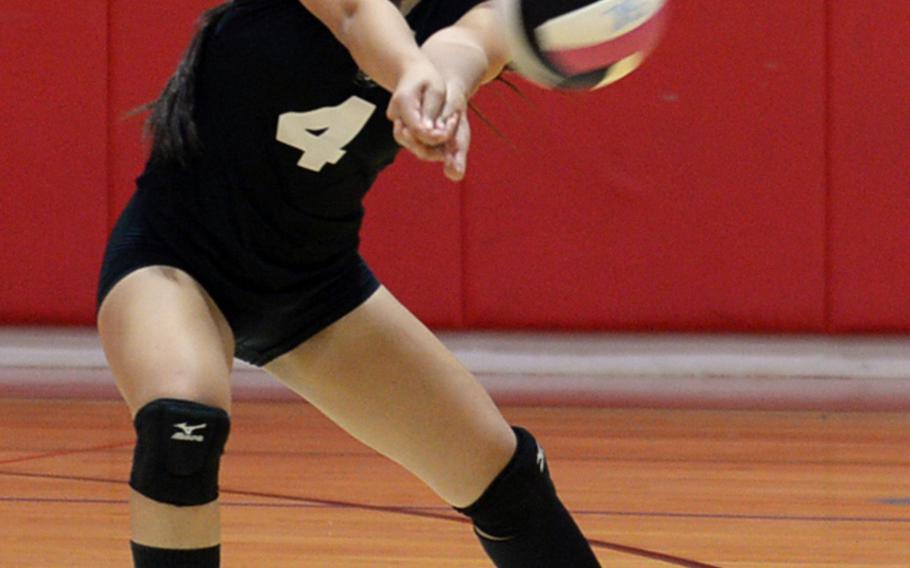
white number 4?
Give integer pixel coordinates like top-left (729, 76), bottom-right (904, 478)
top-left (276, 96), bottom-right (377, 172)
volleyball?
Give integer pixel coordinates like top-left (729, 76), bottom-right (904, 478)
top-left (497, 0), bottom-right (670, 90)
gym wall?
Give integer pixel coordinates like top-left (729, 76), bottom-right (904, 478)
top-left (1, 1), bottom-right (907, 332)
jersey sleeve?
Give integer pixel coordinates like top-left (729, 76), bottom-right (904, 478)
top-left (406, 0), bottom-right (487, 45)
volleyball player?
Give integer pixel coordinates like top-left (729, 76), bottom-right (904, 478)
top-left (97, 1), bottom-right (600, 566)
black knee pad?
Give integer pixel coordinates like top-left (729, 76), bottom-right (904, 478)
top-left (456, 427), bottom-right (601, 567)
top-left (456, 426), bottom-right (558, 538)
top-left (130, 398), bottom-right (230, 507)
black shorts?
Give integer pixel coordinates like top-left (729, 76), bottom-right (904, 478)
top-left (97, 190), bottom-right (381, 366)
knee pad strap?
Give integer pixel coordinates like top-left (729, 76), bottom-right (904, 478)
top-left (130, 398), bottom-right (230, 507)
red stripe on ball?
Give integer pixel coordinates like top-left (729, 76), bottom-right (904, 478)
top-left (544, 4), bottom-right (668, 75)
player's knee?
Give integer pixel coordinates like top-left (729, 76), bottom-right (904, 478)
top-left (130, 398), bottom-right (231, 507)
top-left (456, 426), bottom-right (557, 537)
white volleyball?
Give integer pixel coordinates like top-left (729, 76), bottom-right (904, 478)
top-left (497, 0), bottom-right (670, 89)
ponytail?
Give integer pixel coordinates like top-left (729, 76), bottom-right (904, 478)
top-left (144, 2), bottom-right (232, 166)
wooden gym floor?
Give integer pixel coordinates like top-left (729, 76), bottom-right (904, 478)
top-left (1, 398), bottom-right (908, 567)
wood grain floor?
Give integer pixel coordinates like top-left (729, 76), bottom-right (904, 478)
top-left (1, 398), bottom-right (908, 567)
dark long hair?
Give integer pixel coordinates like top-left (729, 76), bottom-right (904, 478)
top-left (143, 2), bottom-right (232, 166)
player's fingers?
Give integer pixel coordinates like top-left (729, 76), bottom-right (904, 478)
top-left (439, 86), bottom-right (467, 135)
top-left (396, 121), bottom-right (445, 162)
top-left (420, 80), bottom-right (447, 132)
top-left (409, 142), bottom-right (446, 162)
top-left (406, 87), bottom-right (448, 148)
top-left (387, 90), bottom-right (424, 139)
top-left (444, 113), bottom-right (471, 181)
top-left (436, 113), bottom-right (459, 142)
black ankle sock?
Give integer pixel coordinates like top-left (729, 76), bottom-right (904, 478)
top-left (131, 542), bottom-right (220, 568)
top-left (456, 427), bottom-right (600, 567)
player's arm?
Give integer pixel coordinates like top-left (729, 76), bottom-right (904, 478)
top-left (300, 0), bottom-right (424, 92)
top-left (421, 2), bottom-right (511, 100)
top-left (400, 2), bottom-right (510, 180)
top-left (299, 0), bottom-right (449, 142)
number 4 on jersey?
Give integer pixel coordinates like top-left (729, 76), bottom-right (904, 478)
top-left (276, 96), bottom-right (377, 172)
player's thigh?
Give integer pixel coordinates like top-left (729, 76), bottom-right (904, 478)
top-left (98, 265), bottom-right (235, 416)
top-left (264, 286), bottom-right (515, 508)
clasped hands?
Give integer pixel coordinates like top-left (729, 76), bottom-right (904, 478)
top-left (387, 61), bottom-right (471, 182)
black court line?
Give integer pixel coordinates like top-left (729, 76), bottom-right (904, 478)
top-left (0, 470), bottom-right (721, 567)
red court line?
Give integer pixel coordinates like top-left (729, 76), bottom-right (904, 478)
top-left (0, 441), bottom-right (132, 467)
top-left (0, 470), bottom-right (721, 567)
top-left (586, 538), bottom-right (719, 568)
top-left (2, 489), bottom-right (908, 525)
top-left (10, 443), bottom-right (905, 471)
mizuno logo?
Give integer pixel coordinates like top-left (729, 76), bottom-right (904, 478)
top-left (536, 444), bottom-right (546, 473)
top-left (171, 422), bottom-right (207, 442)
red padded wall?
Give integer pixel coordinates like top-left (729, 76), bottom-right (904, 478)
top-left (827, 1), bottom-right (910, 331)
top-left (362, 153), bottom-right (463, 327)
top-left (1, 1), bottom-right (908, 333)
top-left (0, 2), bottom-right (108, 323)
top-left (462, 1), bottom-right (828, 331)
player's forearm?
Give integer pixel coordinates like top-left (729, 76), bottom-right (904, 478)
top-left (422, 32), bottom-right (489, 99)
top-left (300, 0), bottom-right (429, 92)
top-left (421, 4), bottom-right (510, 97)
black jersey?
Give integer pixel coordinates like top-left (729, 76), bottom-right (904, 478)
top-left (100, 0), bottom-right (488, 364)
top-left (134, 0), bottom-right (484, 294)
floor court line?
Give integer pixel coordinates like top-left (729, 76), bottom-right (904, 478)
top-left (8, 446), bottom-right (909, 473)
top-left (1, 489), bottom-right (908, 526)
top-left (0, 471), bottom-right (722, 567)
top-left (0, 440), bottom-right (133, 467)
top-left (2, 493), bottom-right (908, 526)
top-left (14, 442), bottom-right (907, 470)
top-left (585, 538), bottom-right (719, 568)
top-left (4, 399), bottom-right (907, 566)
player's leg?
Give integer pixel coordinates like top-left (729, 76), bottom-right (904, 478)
top-left (98, 266), bottom-right (234, 568)
top-left (265, 287), bottom-right (599, 567)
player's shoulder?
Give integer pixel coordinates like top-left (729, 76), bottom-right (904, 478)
top-left (209, 0), bottom-right (355, 82)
